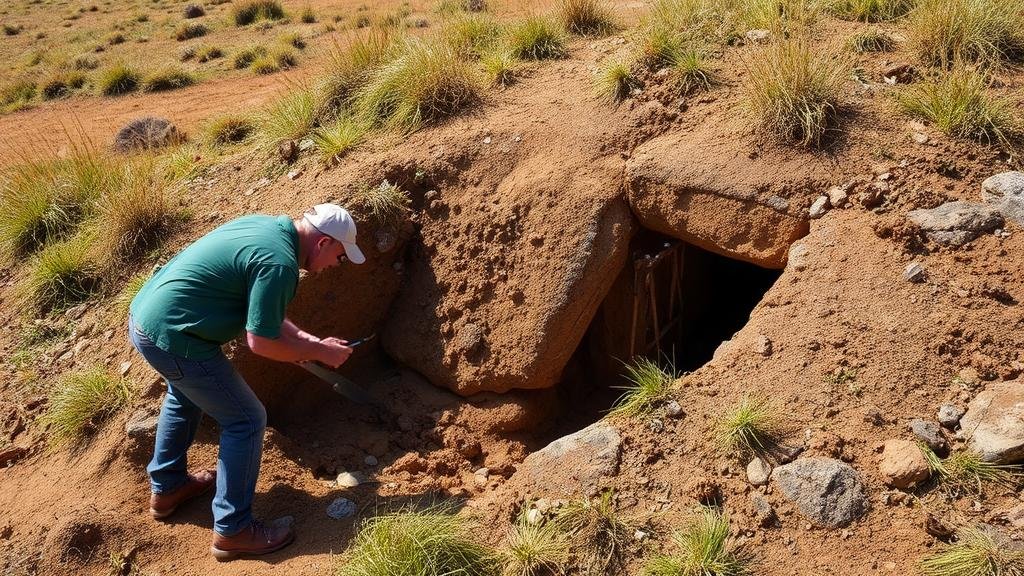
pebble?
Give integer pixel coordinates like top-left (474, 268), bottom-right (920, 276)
top-left (878, 439), bottom-right (930, 489)
top-left (287, 169), bottom-right (302, 180)
top-left (663, 400), bottom-right (683, 418)
top-left (826, 185), bottom-right (848, 208)
top-left (746, 457), bottom-right (771, 486)
top-left (634, 529), bottom-right (649, 542)
top-left (755, 334), bottom-right (773, 357)
top-left (937, 404), bottom-right (964, 429)
top-left (482, 136), bottom-right (492, 144)
top-left (336, 472), bottom-right (361, 488)
top-left (526, 508), bottom-right (543, 525)
top-left (808, 196), bottom-right (830, 219)
top-left (902, 262), bottom-right (926, 283)
top-left (326, 497), bottom-right (356, 519)
top-left (912, 132), bottom-right (929, 144)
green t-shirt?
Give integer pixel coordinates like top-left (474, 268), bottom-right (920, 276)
top-left (130, 214), bottom-right (300, 360)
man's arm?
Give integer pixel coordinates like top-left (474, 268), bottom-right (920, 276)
top-left (246, 329), bottom-right (352, 367)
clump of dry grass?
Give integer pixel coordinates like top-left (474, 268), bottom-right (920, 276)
top-left (608, 357), bottom-right (675, 416)
top-left (643, 507), bottom-right (751, 576)
top-left (250, 47), bottom-right (298, 74)
top-left (826, 0), bottom-right (916, 22)
top-left (40, 70), bottom-right (87, 100)
top-left (19, 232), bottom-right (99, 312)
top-left (922, 444), bottom-right (1022, 494)
top-left (97, 63), bottom-right (141, 96)
top-left (481, 49), bottom-right (519, 86)
top-left (920, 526), bottom-right (1024, 576)
top-left (311, 116), bottom-right (366, 165)
top-left (898, 64), bottom-right (1022, 145)
top-left (204, 114), bottom-right (255, 145)
top-left (506, 16), bottom-right (567, 60)
top-left (174, 21), bottom-right (208, 41)
top-left (444, 13), bottom-right (502, 58)
top-left (196, 45), bottom-right (224, 62)
top-left (0, 80), bottom-right (37, 113)
top-left (233, 45), bottom-right (268, 69)
top-left (744, 35), bottom-right (848, 146)
top-left (558, 0), bottom-right (618, 36)
top-left (40, 366), bottom-right (133, 447)
top-left (555, 491), bottom-right (632, 574)
top-left (94, 159), bottom-right (173, 260)
top-left (232, 0), bottom-right (285, 26)
top-left (671, 47), bottom-right (714, 93)
top-left (717, 394), bottom-right (782, 454)
top-left (500, 513), bottom-right (571, 576)
top-left (141, 67), bottom-right (196, 92)
top-left (595, 59), bottom-right (637, 102)
top-left (315, 31), bottom-right (398, 122)
top-left (907, 0), bottom-right (1024, 67)
top-left (353, 180), bottom-right (411, 226)
top-left (848, 27), bottom-right (897, 52)
top-left (257, 88), bottom-right (317, 149)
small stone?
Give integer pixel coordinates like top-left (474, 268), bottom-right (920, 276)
top-left (326, 497), bottom-right (356, 519)
top-left (766, 195), bottom-right (789, 212)
top-left (909, 419), bottom-right (948, 454)
top-left (788, 243), bottom-right (810, 271)
top-left (375, 229), bottom-right (397, 253)
top-left (912, 132), bottom-right (929, 144)
top-left (878, 439), bottom-right (930, 489)
top-left (125, 409), bottom-right (159, 440)
top-left (750, 492), bottom-right (775, 527)
top-left (119, 360), bottom-right (132, 376)
top-left (903, 262), bottom-right (926, 283)
top-left (526, 508), bottom-right (543, 525)
top-left (826, 186), bottom-right (848, 208)
top-left (364, 455), bottom-right (378, 467)
top-left (482, 136), bottom-right (492, 144)
top-left (474, 467), bottom-right (489, 479)
top-left (663, 400), bottom-right (683, 418)
top-left (634, 529), bottom-right (649, 541)
top-left (336, 472), bottom-right (361, 488)
top-left (287, 169), bottom-right (302, 180)
top-left (745, 29), bottom-right (771, 43)
top-left (937, 404), bottom-right (964, 429)
top-left (298, 138), bottom-right (315, 151)
top-left (746, 457), bottom-right (771, 486)
top-left (277, 140), bottom-right (298, 163)
top-left (809, 196), bottom-right (830, 219)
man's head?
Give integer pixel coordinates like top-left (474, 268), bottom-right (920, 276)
top-left (300, 204), bottom-right (366, 274)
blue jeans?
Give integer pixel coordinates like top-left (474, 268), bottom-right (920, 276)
top-left (128, 317), bottom-right (266, 536)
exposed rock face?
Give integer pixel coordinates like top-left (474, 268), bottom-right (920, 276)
top-left (907, 201), bottom-right (1003, 246)
top-left (384, 156), bottom-right (633, 395)
top-left (625, 133), bottom-right (815, 269)
top-left (113, 116), bottom-right (184, 152)
top-left (982, 171), bottom-right (1024, 226)
top-left (878, 439), bottom-right (930, 489)
top-left (772, 457), bottom-right (868, 528)
top-left (959, 380), bottom-right (1024, 463)
top-left (516, 421), bottom-right (621, 495)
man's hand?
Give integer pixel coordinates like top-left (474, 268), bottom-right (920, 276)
top-left (316, 337), bottom-right (353, 368)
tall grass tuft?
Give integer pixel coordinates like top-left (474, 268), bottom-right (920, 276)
top-left (826, 0), bottom-right (917, 22)
top-left (740, 0), bottom-right (819, 32)
top-left (848, 28), bottom-right (896, 52)
top-left (20, 233), bottom-right (98, 312)
top-left (717, 394), bottom-right (781, 454)
top-left (671, 48), bottom-right (714, 93)
top-left (116, 272), bottom-right (151, 316)
top-left (595, 60), bottom-right (637, 102)
top-left (353, 180), bottom-right (411, 226)
top-left (232, 0), bottom-right (286, 26)
top-left (41, 71), bottom-right (87, 100)
top-left (482, 49), bottom-right (519, 86)
top-left (141, 67), bottom-right (196, 92)
top-left (558, 0), bottom-right (618, 36)
top-left (921, 526), bottom-right (1024, 576)
top-left (39, 367), bottom-right (134, 447)
top-left (923, 445), bottom-right (1021, 494)
top-left (506, 16), bottom-right (568, 60)
top-left (353, 38), bottom-right (480, 132)
top-left (98, 63), bottom-right (141, 96)
top-left (907, 0), bottom-right (1024, 68)
top-left (501, 513), bottom-right (570, 576)
top-left (336, 505), bottom-right (497, 576)
top-left (643, 507), bottom-right (751, 576)
top-left (311, 116), bottom-right (366, 165)
top-left (898, 64), bottom-right (1021, 145)
top-left (316, 31), bottom-right (398, 122)
top-left (95, 159), bottom-right (173, 260)
top-left (744, 35), bottom-right (847, 146)
top-left (233, 45), bottom-right (269, 69)
top-left (205, 114), bottom-right (254, 145)
top-left (174, 21), bottom-right (208, 41)
top-left (1, 80), bottom-right (37, 113)
top-left (555, 491), bottom-right (631, 574)
top-left (609, 357), bottom-right (676, 417)
top-left (444, 13), bottom-right (502, 58)
top-left (257, 88), bottom-right (317, 149)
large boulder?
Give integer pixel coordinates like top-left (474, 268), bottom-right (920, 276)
top-left (382, 155), bottom-right (633, 395)
top-left (772, 457), bottom-right (868, 528)
top-left (907, 201), bottom-right (1003, 246)
top-left (625, 132), bottom-right (818, 268)
top-left (959, 380), bottom-right (1024, 464)
top-left (515, 421), bottom-right (621, 495)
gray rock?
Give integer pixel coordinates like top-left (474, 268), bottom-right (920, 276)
top-left (518, 421), bottom-right (621, 494)
top-left (826, 186), bottom-right (848, 208)
top-left (772, 457), bottom-right (868, 528)
top-left (125, 410), bottom-right (159, 440)
top-left (663, 400), bottom-right (683, 418)
top-left (326, 497), bottom-right (356, 519)
top-left (937, 404), bottom-right (964, 429)
top-left (981, 172), bottom-right (1024, 203)
top-left (997, 198), bottom-right (1024, 226)
top-left (364, 455), bottom-right (378, 467)
top-left (909, 419), bottom-right (948, 453)
top-left (750, 492), bottom-right (775, 527)
top-left (809, 196), bottom-right (830, 219)
top-left (375, 229), bottom-right (396, 253)
top-left (746, 457), bottom-right (771, 486)
top-left (766, 195), bottom-right (789, 212)
top-left (959, 380), bottom-right (1024, 463)
top-left (903, 262), bottom-right (926, 283)
top-left (907, 201), bottom-right (1004, 245)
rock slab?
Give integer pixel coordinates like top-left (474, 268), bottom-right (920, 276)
top-left (959, 380), bottom-right (1024, 463)
top-left (878, 439), bottom-right (930, 489)
top-left (772, 457), bottom-right (868, 528)
top-left (326, 498), bottom-right (356, 519)
top-left (907, 201), bottom-right (1003, 246)
top-left (981, 171), bottom-right (1024, 226)
top-left (517, 421), bottom-right (621, 494)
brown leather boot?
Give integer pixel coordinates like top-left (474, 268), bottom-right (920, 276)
top-left (149, 469), bottom-right (216, 520)
top-left (210, 519), bottom-right (295, 561)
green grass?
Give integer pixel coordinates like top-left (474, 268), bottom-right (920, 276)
top-left (482, 49), bottom-right (519, 87)
top-left (20, 233), bottom-right (98, 312)
top-left (717, 395), bottom-right (780, 454)
top-left (353, 38), bottom-right (480, 131)
top-left (336, 506), bottom-right (497, 576)
top-left (1, 80), bottom-right (37, 113)
top-left (316, 31), bottom-right (397, 122)
top-left (205, 114), bottom-right (254, 145)
top-left (39, 367), bottom-right (133, 447)
top-left (908, 0), bottom-right (1024, 67)
top-left (595, 60), bottom-right (636, 102)
top-left (232, 0), bottom-right (286, 26)
top-left (500, 513), bottom-right (570, 576)
top-left (554, 491), bottom-right (631, 574)
top-left (40, 71), bottom-right (87, 100)
top-left (301, 5), bottom-right (317, 23)
top-left (95, 159), bottom-right (172, 260)
top-left (279, 31), bottom-right (307, 49)
top-left (826, 0), bottom-right (916, 21)
top-left (250, 47), bottom-right (298, 75)
top-left (643, 507), bottom-right (750, 576)
top-left (353, 180), bottom-right (411, 226)
top-left (848, 28), bottom-right (897, 52)
top-left (174, 21), bottom-right (208, 41)
top-left (116, 272), bottom-right (150, 316)
top-left (196, 45), bottom-right (224, 62)
top-left (444, 13), bottom-right (502, 58)
top-left (506, 16), bottom-right (568, 60)
top-left (558, 0), bottom-right (618, 36)
top-left (257, 88), bottom-right (317, 149)
top-left (609, 357), bottom-right (675, 417)
top-left (141, 67), bottom-right (196, 92)
top-left (233, 45), bottom-right (269, 69)
top-left (923, 445), bottom-right (1021, 494)
top-left (744, 35), bottom-right (847, 146)
top-left (739, 0), bottom-right (819, 32)
top-left (97, 63), bottom-right (141, 96)
top-left (311, 116), bottom-right (366, 165)
top-left (671, 48), bottom-right (714, 93)
top-left (898, 64), bottom-right (1021, 145)
top-left (921, 527), bottom-right (1024, 576)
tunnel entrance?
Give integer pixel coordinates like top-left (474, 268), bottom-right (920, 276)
top-left (556, 231), bottom-right (783, 431)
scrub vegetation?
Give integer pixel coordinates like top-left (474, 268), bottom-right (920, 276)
top-left (717, 395), bottom-right (782, 455)
top-left (643, 507), bottom-right (751, 576)
top-left (39, 367), bottom-right (134, 447)
top-left (920, 527), bottom-right (1024, 576)
top-left (609, 357), bottom-right (677, 417)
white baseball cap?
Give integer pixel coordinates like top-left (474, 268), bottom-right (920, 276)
top-left (303, 204), bottom-right (366, 264)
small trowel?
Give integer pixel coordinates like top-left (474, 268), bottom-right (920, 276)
top-left (298, 333), bottom-right (378, 405)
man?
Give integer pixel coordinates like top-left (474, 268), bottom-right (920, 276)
top-left (127, 204), bottom-right (365, 561)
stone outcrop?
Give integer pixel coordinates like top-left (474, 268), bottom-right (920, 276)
top-left (625, 132), bottom-right (818, 269)
top-left (772, 457), bottom-right (868, 528)
top-left (907, 201), bottom-right (1003, 246)
top-left (959, 380), bottom-right (1024, 464)
top-left (516, 421), bottom-right (622, 495)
